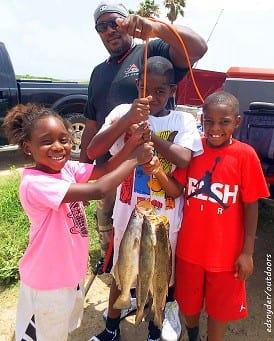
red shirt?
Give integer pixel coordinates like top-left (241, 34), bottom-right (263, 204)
top-left (173, 138), bottom-right (269, 271)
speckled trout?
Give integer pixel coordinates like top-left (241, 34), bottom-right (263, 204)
top-left (113, 208), bottom-right (144, 309)
top-left (135, 214), bottom-right (157, 325)
top-left (151, 215), bottom-right (171, 329)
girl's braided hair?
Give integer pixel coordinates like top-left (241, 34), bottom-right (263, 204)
top-left (3, 103), bottom-right (72, 149)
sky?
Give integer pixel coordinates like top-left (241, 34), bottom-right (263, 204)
top-left (1, 0), bottom-right (274, 80)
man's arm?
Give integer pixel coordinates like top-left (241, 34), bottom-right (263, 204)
top-left (117, 16), bottom-right (208, 68)
top-left (79, 119), bottom-right (98, 163)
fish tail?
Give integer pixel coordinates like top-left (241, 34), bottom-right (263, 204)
top-left (153, 312), bottom-right (163, 330)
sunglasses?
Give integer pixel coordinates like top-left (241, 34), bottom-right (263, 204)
top-left (95, 19), bottom-right (119, 33)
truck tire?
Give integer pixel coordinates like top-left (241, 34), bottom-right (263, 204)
top-left (65, 113), bottom-right (86, 160)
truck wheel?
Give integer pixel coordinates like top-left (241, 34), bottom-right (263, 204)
top-left (65, 114), bottom-right (86, 160)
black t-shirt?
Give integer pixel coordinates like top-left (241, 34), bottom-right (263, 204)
top-left (85, 39), bottom-right (188, 164)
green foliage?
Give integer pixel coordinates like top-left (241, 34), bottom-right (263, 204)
top-left (15, 74), bottom-right (89, 84)
top-left (130, 0), bottom-right (160, 17)
top-left (16, 74), bottom-right (63, 81)
top-left (164, 0), bottom-right (186, 24)
top-left (85, 201), bottom-right (101, 268)
top-left (0, 171), bottom-right (100, 286)
top-left (0, 170), bottom-right (29, 284)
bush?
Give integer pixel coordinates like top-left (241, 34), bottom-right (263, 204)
top-left (0, 170), bottom-right (100, 285)
top-left (0, 170), bottom-right (29, 284)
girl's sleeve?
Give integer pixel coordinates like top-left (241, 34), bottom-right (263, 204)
top-left (22, 177), bottom-right (71, 211)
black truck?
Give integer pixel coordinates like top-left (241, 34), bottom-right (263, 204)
top-left (0, 41), bottom-right (88, 159)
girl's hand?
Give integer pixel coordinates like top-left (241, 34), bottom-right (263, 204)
top-left (128, 122), bottom-right (151, 146)
top-left (234, 253), bottom-right (254, 280)
top-left (133, 142), bottom-right (154, 165)
top-left (142, 156), bottom-right (161, 175)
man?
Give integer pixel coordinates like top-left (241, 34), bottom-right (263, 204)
top-left (80, 2), bottom-right (207, 341)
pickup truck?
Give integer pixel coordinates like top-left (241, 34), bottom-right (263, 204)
top-left (0, 41), bottom-right (88, 159)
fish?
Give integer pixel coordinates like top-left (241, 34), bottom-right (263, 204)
top-left (151, 215), bottom-right (172, 329)
top-left (135, 214), bottom-right (157, 325)
top-left (113, 208), bottom-right (144, 309)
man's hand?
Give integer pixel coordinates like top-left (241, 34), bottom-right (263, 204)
top-left (116, 15), bottom-right (155, 40)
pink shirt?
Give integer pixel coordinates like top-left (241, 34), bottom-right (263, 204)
top-left (19, 161), bottom-right (94, 290)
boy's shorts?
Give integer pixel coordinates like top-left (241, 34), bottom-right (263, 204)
top-left (15, 281), bottom-right (85, 341)
top-left (174, 258), bottom-right (247, 321)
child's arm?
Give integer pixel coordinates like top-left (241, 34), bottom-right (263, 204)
top-left (87, 97), bottom-right (151, 160)
top-left (90, 122), bottom-right (151, 180)
top-left (234, 201), bottom-right (258, 280)
top-left (151, 133), bottom-right (192, 168)
top-left (143, 156), bottom-right (184, 198)
top-left (62, 141), bottom-right (154, 203)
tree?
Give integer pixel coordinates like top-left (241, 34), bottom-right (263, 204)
top-left (129, 0), bottom-right (160, 18)
top-left (164, 0), bottom-right (186, 24)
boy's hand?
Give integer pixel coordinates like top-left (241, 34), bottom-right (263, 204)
top-left (234, 253), bottom-right (254, 280)
top-left (133, 142), bottom-right (154, 165)
top-left (127, 96), bottom-right (152, 125)
top-left (128, 121), bottom-right (151, 146)
top-left (142, 155), bottom-right (161, 175)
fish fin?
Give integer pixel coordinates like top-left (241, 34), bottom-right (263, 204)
top-left (133, 237), bottom-right (140, 249)
top-left (113, 294), bottom-right (131, 310)
top-left (153, 311), bottom-right (163, 330)
top-left (135, 308), bottom-right (144, 325)
top-left (113, 264), bottom-right (121, 290)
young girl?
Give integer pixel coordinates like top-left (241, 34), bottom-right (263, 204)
top-left (3, 103), bottom-right (153, 341)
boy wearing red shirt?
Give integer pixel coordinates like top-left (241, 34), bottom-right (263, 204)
top-left (172, 91), bottom-right (269, 341)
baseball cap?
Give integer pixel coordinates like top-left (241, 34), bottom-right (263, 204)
top-left (94, 2), bottom-right (129, 23)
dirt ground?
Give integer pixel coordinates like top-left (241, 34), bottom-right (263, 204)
top-left (0, 151), bottom-right (274, 341)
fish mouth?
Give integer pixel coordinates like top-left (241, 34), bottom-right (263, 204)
top-left (136, 200), bottom-right (156, 215)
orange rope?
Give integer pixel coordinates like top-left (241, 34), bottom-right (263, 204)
top-left (142, 38), bottom-right (149, 98)
top-left (141, 19), bottom-right (205, 202)
top-left (141, 37), bottom-right (153, 200)
top-left (148, 17), bottom-right (204, 104)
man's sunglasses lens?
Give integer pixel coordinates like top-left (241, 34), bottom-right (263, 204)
top-left (95, 20), bottom-right (118, 33)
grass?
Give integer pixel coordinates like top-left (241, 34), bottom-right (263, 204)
top-left (0, 169), bottom-right (100, 287)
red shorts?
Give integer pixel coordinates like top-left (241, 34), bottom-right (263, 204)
top-left (174, 259), bottom-right (247, 321)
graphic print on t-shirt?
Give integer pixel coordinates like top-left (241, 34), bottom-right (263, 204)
top-left (186, 156), bottom-right (238, 209)
top-left (124, 63), bottom-right (139, 78)
top-left (120, 129), bottom-right (176, 211)
top-left (68, 202), bottom-right (88, 237)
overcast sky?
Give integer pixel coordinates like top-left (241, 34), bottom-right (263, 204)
top-left (1, 0), bottom-right (273, 80)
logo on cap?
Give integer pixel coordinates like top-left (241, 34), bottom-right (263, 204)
top-left (99, 5), bottom-right (108, 12)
